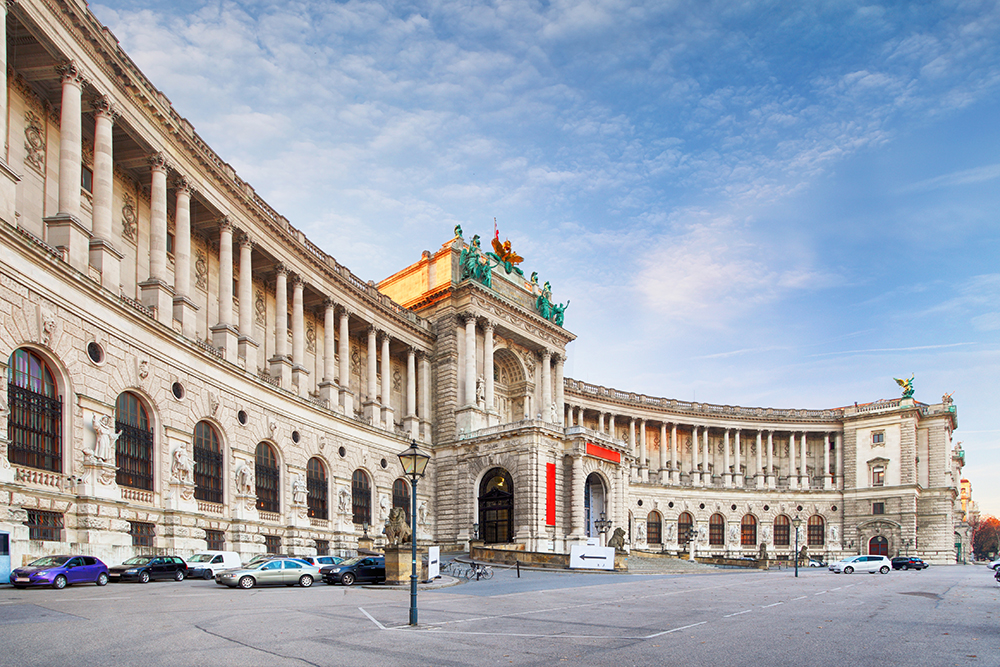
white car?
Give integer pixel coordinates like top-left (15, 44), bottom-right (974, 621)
top-left (828, 555), bottom-right (891, 574)
top-left (988, 558), bottom-right (1000, 570)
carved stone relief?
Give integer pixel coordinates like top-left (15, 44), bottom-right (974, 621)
top-left (306, 324), bottom-right (316, 353)
top-left (23, 110), bottom-right (45, 171)
top-left (195, 250), bottom-right (208, 291)
top-left (121, 194), bottom-right (138, 243)
top-left (254, 288), bottom-right (266, 326)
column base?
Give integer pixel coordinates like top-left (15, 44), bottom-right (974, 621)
top-left (0, 159), bottom-right (21, 227)
top-left (640, 467), bottom-right (649, 483)
top-left (734, 474), bottom-right (744, 487)
top-left (723, 473), bottom-right (732, 488)
top-left (292, 364), bottom-right (310, 398)
top-left (671, 469), bottom-right (680, 485)
top-left (455, 405), bottom-right (485, 435)
top-left (659, 468), bottom-right (670, 485)
top-left (766, 474), bottom-right (776, 489)
top-left (404, 414), bottom-right (420, 440)
top-left (79, 458), bottom-right (119, 500)
top-left (363, 400), bottom-right (381, 426)
top-left (173, 295), bottom-right (199, 339)
top-left (211, 323), bottom-right (239, 363)
top-left (340, 386), bottom-right (355, 416)
top-left (89, 238), bottom-right (123, 293)
top-left (799, 476), bottom-right (810, 490)
top-left (238, 335), bottom-right (259, 372)
top-left (164, 481), bottom-right (197, 512)
top-left (139, 278), bottom-right (175, 326)
top-left (756, 474), bottom-right (765, 489)
top-left (824, 477), bottom-right (833, 490)
top-left (268, 355), bottom-right (292, 388)
top-left (318, 381), bottom-right (337, 407)
top-left (381, 406), bottom-right (395, 431)
top-left (787, 477), bottom-right (798, 490)
top-left (420, 418), bottom-right (432, 442)
top-left (45, 213), bottom-right (91, 273)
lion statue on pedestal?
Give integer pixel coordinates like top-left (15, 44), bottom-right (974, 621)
top-left (384, 507), bottom-right (411, 546)
top-left (607, 527), bottom-right (628, 553)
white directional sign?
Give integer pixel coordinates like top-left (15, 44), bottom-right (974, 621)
top-left (428, 546), bottom-right (440, 580)
top-left (569, 544), bottom-right (615, 570)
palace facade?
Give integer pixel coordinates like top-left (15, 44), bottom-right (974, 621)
top-left (0, 0), bottom-right (969, 578)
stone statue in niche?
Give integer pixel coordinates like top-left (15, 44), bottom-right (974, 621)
top-left (379, 493), bottom-right (390, 521)
top-left (728, 524), bottom-right (739, 544)
top-left (86, 414), bottom-right (120, 464)
top-left (338, 486), bottom-right (351, 514)
top-left (417, 500), bottom-right (428, 527)
top-left (170, 447), bottom-right (193, 483)
top-left (636, 520), bottom-right (647, 544)
top-left (235, 463), bottom-right (254, 496)
top-left (292, 474), bottom-right (307, 505)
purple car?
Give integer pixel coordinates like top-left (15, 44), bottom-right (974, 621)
top-left (10, 555), bottom-right (109, 589)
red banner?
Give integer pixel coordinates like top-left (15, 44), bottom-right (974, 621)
top-left (586, 442), bottom-right (621, 463)
top-left (546, 462), bottom-right (556, 525)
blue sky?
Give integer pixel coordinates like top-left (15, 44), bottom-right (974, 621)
top-left (91, 1), bottom-right (1000, 515)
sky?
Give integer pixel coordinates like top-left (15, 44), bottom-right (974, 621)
top-left (89, 1), bottom-right (1000, 515)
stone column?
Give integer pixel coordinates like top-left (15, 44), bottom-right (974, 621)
top-left (237, 235), bottom-right (258, 371)
top-left (766, 430), bottom-right (776, 489)
top-left (835, 433), bottom-right (843, 489)
top-left (89, 97), bottom-right (122, 292)
top-left (419, 352), bottom-right (432, 440)
top-left (670, 424), bottom-right (680, 485)
top-left (363, 325), bottom-right (379, 423)
top-left (554, 354), bottom-right (565, 426)
top-left (570, 453), bottom-right (586, 540)
top-left (269, 265), bottom-right (292, 386)
top-left (609, 414), bottom-right (616, 438)
top-left (0, 0), bottom-right (19, 227)
top-left (691, 426), bottom-right (700, 486)
top-left (639, 419), bottom-right (648, 482)
top-left (211, 218), bottom-right (239, 361)
top-left (823, 432), bottom-right (833, 490)
top-left (171, 178), bottom-right (197, 338)
top-left (800, 432), bottom-right (810, 490)
top-left (598, 412), bottom-right (605, 433)
top-left (702, 427), bottom-right (710, 484)
top-left (47, 62), bottom-right (90, 271)
top-left (405, 347), bottom-right (419, 439)
top-left (628, 418), bottom-right (637, 479)
top-left (541, 350), bottom-right (552, 421)
top-left (723, 429), bottom-right (732, 487)
top-left (318, 299), bottom-right (337, 405)
top-left (465, 316), bottom-right (478, 406)
top-left (139, 153), bottom-right (174, 325)
top-left (788, 433), bottom-right (797, 490)
top-left (659, 422), bottom-right (668, 483)
top-left (338, 308), bottom-right (353, 415)
top-left (290, 276), bottom-right (309, 395)
top-left (380, 332), bottom-right (393, 429)
top-left (483, 321), bottom-right (495, 421)
top-left (756, 430), bottom-right (764, 488)
top-left (734, 429), bottom-right (743, 487)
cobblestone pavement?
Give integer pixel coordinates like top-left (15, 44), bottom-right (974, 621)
top-left (0, 563), bottom-right (995, 666)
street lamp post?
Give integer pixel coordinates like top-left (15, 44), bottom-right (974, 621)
top-left (792, 516), bottom-right (802, 578)
top-left (398, 440), bottom-right (430, 626)
top-left (595, 512), bottom-right (612, 546)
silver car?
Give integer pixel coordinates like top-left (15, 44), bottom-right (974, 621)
top-left (828, 555), bottom-right (891, 574)
top-left (214, 557), bottom-right (321, 589)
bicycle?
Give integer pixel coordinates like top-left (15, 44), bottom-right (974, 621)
top-left (465, 562), bottom-right (494, 580)
top-left (440, 561), bottom-right (461, 576)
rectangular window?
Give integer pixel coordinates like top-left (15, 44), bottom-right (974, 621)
top-left (872, 467), bottom-right (885, 487)
top-left (81, 165), bottom-right (93, 193)
top-left (315, 539), bottom-right (329, 556)
top-left (166, 231), bottom-right (174, 255)
top-left (205, 529), bottom-right (225, 551)
top-left (26, 510), bottom-right (63, 541)
top-left (872, 502), bottom-right (885, 515)
top-left (264, 535), bottom-right (281, 553)
top-left (129, 521), bottom-right (155, 548)
top-left (872, 431), bottom-right (885, 445)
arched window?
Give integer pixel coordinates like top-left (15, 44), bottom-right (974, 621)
top-left (869, 535), bottom-right (889, 556)
top-left (741, 514), bottom-right (757, 547)
top-left (306, 457), bottom-right (328, 520)
top-left (115, 392), bottom-right (153, 490)
top-left (808, 515), bottom-right (825, 547)
top-left (255, 443), bottom-right (279, 513)
top-left (647, 511), bottom-right (662, 544)
top-left (678, 512), bottom-right (694, 543)
top-left (392, 478), bottom-right (411, 524)
top-left (478, 468), bottom-right (513, 544)
top-left (352, 469), bottom-right (371, 526)
top-left (193, 421), bottom-right (223, 504)
top-left (7, 349), bottom-right (62, 472)
top-left (774, 515), bottom-right (791, 547)
top-left (709, 513), bottom-right (725, 546)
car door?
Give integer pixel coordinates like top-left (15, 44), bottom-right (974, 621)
top-left (283, 559), bottom-right (304, 584)
top-left (149, 557), bottom-right (166, 579)
top-left (258, 560), bottom-right (283, 585)
top-left (65, 557), bottom-right (87, 583)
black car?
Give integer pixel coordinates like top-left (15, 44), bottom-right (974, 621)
top-left (891, 556), bottom-right (928, 571)
top-left (321, 555), bottom-right (385, 585)
top-left (108, 556), bottom-right (188, 583)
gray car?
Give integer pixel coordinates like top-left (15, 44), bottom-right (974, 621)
top-left (214, 557), bottom-right (321, 589)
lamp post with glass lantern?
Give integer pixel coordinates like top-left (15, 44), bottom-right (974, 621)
top-left (595, 512), bottom-right (612, 546)
top-left (792, 516), bottom-right (802, 578)
top-left (397, 440), bottom-right (430, 626)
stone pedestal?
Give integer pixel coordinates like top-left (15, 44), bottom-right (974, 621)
top-left (173, 296), bottom-right (199, 339)
top-left (640, 467), bottom-right (648, 483)
top-left (799, 476), bottom-right (810, 490)
top-left (357, 536), bottom-right (375, 552)
top-left (340, 387), bottom-right (355, 416)
top-left (239, 335), bottom-right (259, 373)
top-left (766, 474), bottom-right (776, 489)
top-left (232, 493), bottom-right (260, 522)
top-left (0, 160), bottom-right (20, 227)
top-left (89, 238), bottom-right (123, 293)
top-left (211, 323), bottom-right (239, 363)
top-left (139, 278), bottom-right (175, 326)
top-left (318, 381), bottom-right (338, 407)
top-left (614, 553), bottom-right (628, 571)
top-left (756, 474), bottom-right (765, 489)
top-left (0, 441), bottom-right (13, 484)
top-left (735, 474), bottom-right (744, 487)
top-left (824, 477), bottom-right (833, 490)
top-left (164, 480), bottom-right (197, 512)
top-left (381, 405), bottom-right (395, 431)
top-left (404, 414), bottom-right (420, 440)
top-left (80, 458), bottom-right (119, 500)
top-left (455, 405), bottom-right (484, 435)
top-left (269, 356), bottom-right (292, 388)
top-left (384, 545), bottom-right (409, 585)
top-left (362, 400), bottom-right (381, 426)
top-left (292, 365), bottom-right (310, 398)
top-left (659, 468), bottom-right (670, 485)
top-left (289, 502), bottom-right (309, 528)
top-left (45, 214), bottom-right (91, 273)
top-left (671, 469), bottom-right (680, 485)
top-left (723, 473), bottom-right (732, 487)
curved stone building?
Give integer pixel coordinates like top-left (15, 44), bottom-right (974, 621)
top-left (0, 1), bottom-right (969, 577)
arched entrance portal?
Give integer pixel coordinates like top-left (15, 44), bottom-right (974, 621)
top-left (869, 535), bottom-right (889, 556)
top-left (584, 473), bottom-right (606, 537)
top-left (478, 468), bottom-right (513, 544)
top-left (493, 349), bottom-right (528, 423)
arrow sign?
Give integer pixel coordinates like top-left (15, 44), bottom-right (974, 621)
top-left (570, 545), bottom-right (616, 570)
top-left (580, 555), bottom-right (608, 560)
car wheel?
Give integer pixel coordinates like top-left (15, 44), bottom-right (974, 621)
top-left (96, 572), bottom-right (109, 586)
top-left (174, 570), bottom-right (185, 582)
top-left (203, 570), bottom-right (214, 580)
top-left (880, 566), bottom-right (890, 574)
top-left (139, 570), bottom-right (150, 584)
top-left (299, 575), bottom-right (313, 588)
top-left (341, 572), bottom-right (356, 586)
top-left (843, 566), bottom-right (854, 574)
top-left (53, 575), bottom-right (67, 590)
top-left (238, 576), bottom-right (255, 589)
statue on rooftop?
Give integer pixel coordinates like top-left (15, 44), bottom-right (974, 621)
top-left (894, 375), bottom-right (915, 399)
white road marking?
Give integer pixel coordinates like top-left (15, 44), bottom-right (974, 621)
top-left (645, 621), bottom-right (708, 638)
top-left (762, 602), bottom-right (783, 608)
top-left (359, 607), bottom-right (385, 630)
top-left (723, 609), bottom-right (752, 617)
top-left (791, 595), bottom-right (808, 601)
top-left (814, 591), bottom-right (827, 596)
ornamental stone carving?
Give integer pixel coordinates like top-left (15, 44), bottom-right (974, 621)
top-left (121, 194), bottom-right (138, 243)
top-left (195, 250), bottom-right (209, 291)
top-left (23, 110), bottom-right (44, 170)
top-left (254, 288), bottom-right (266, 326)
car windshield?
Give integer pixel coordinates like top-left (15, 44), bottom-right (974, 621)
top-left (338, 556), bottom-right (366, 566)
top-left (188, 554), bottom-right (215, 563)
top-left (28, 556), bottom-right (70, 567)
top-left (122, 556), bottom-right (154, 565)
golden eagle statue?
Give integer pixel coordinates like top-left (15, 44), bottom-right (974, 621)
top-left (894, 375), bottom-right (914, 399)
top-left (492, 226), bottom-right (523, 266)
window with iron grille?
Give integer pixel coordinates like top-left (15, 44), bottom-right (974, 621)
top-left (774, 515), bottom-right (791, 546)
top-left (709, 514), bottom-right (725, 546)
top-left (677, 512), bottom-right (693, 543)
top-left (352, 469), bottom-right (371, 526)
top-left (306, 457), bottom-right (328, 520)
top-left (7, 349), bottom-right (62, 472)
top-left (392, 478), bottom-right (410, 524)
top-left (194, 422), bottom-right (224, 504)
top-left (646, 511), bottom-right (662, 544)
top-left (25, 509), bottom-right (63, 541)
top-left (255, 443), bottom-right (279, 513)
top-left (872, 502), bottom-right (885, 515)
top-left (205, 529), bottom-right (225, 551)
top-left (315, 539), bottom-right (330, 556)
top-left (115, 392), bottom-right (154, 490)
top-left (808, 515), bottom-right (825, 546)
top-left (741, 514), bottom-right (757, 546)
top-left (130, 521), bottom-right (155, 548)
top-left (264, 535), bottom-right (281, 553)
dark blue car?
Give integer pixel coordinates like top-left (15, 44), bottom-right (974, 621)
top-left (10, 555), bottom-right (109, 589)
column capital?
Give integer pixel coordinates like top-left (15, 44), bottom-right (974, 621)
top-left (482, 318), bottom-right (494, 332)
top-left (148, 151), bottom-right (171, 173)
top-left (551, 352), bottom-right (564, 364)
top-left (379, 330), bottom-right (392, 344)
top-left (322, 297), bottom-right (336, 311)
top-left (92, 95), bottom-right (120, 121)
top-left (406, 345), bottom-right (417, 358)
top-left (217, 216), bottom-right (235, 234)
top-left (174, 175), bottom-right (196, 197)
top-left (540, 349), bottom-right (552, 361)
top-left (56, 60), bottom-right (87, 86)
top-left (291, 273), bottom-right (305, 288)
top-left (238, 231), bottom-right (254, 249)
top-left (274, 262), bottom-right (289, 277)
top-left (460, 311), bottom-right (478, 325)
top-left (338, 305), bottom-right (353, 319)
top-left (367, 323), bottom-right (379, 337)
